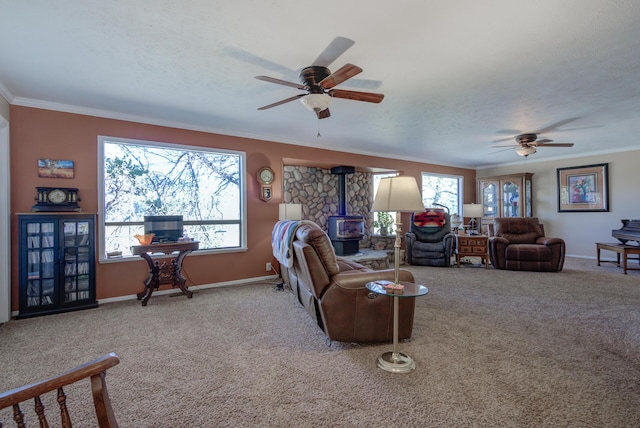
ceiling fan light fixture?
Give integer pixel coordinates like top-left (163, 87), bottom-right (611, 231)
top-left (300, 93), bottom-right (332, 112)
top-left (516, 146), bottom-right (537, 157)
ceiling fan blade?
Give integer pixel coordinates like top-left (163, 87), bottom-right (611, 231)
top-left (255, 75), bottom-right (308, 90)
top-left (535, 142), bottom-right (575, 147)
top-left (535, 138), bottom-right (553, 144)
top-left (491, 141), bottom-right (520, 147)
top-left (317, 108), bottom-right (331, 119)
top-left (489, 147), bottom-right (516, 155)
top-left (257, 94), bottom-right (305, 110)
top-left (320, 63), bottom-right (363, 89)
top-left (329, 89), bottom-right (384, 103)
top-left (495, 129), bottom-right (523, 135)
top-left (492, 136), bottom-right (517, 143)
top-left (540, 125), bottom-right (603, 133)
top-left (312, 36), bottom-right (355, 67)
top-left (226, 47), bottom-right (296, 76)
top-left (532, 117), bottom-right (580, 135)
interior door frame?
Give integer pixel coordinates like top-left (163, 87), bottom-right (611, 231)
top-left (0, 114), bottom-right (10, 323)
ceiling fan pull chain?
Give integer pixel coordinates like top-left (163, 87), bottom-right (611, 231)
top-left (317, 117), bottom-right (321, 138)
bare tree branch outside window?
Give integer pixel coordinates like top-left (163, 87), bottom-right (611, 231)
top-left (101, 139), bottom-right (244, 257)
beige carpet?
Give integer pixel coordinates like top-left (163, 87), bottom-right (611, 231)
top-left (1, 256), bottom-right (639, 427)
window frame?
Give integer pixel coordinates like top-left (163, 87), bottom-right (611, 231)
top-left (97, 136), bottom-right (247, 262)
top-left (420, 172), bottom-right (464, 216)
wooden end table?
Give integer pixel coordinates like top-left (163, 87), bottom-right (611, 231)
top-left (131, 241), bottom-right (199, 306)
top-left (455, 233), bottom-right (489, 269)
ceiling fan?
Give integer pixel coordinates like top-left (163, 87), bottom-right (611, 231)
top-left (255, 37), bottom-right (384, 119)
top-left (491, 118), bottom-right (578, 157)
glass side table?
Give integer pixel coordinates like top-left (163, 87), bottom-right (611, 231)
top-left (366, 280), bottom-right (428, 373)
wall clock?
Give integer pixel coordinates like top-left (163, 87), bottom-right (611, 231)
top-left (32, 187), bottom-right (82, 212)
top-left (257, 167), bottom-right (275, 202)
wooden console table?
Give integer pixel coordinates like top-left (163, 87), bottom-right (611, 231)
top-left (596, 242), bottom-right (640, 275)
top-left (131, 241), bottom-right (199, 306)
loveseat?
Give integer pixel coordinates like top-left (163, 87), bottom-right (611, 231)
top-left (488, 217), bottom-right (566, 272)
top-left (273, 220), bottom-right (416, 343)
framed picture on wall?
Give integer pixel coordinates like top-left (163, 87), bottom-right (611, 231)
top-left (557, 163), bottom-right (609, 212)
top-left (38, 159), bottom-right (74, 179)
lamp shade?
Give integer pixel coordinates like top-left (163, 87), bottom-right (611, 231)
top-left (463, 203), bottom-right (483, 218)
top-left (300, 94), bottom-right (332, 112)
top-left (516, 146), bottom-right (536, 157)
top-left (279, 203), bottom-right (302, 221)
top-left (372, 176), bottom-right (424, 212)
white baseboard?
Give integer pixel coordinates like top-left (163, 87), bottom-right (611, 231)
top-left (97, 274), bottom-right (279, 305)
top-left (9, 275), bottom-right (280, 317)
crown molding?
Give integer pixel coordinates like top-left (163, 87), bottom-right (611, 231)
top-left (11, 97), bottom-right (476, 169)
top-left (0, 80), bottom-right (14, 104)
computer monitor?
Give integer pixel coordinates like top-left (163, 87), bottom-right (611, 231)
top-left (144, 215), bottom-right (183, 243)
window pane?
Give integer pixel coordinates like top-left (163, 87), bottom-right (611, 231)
top-left (100, 138), bottom-right (245, 257)
top-left (421, 173), bottom-right (462, 215)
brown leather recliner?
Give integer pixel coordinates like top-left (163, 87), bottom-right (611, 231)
top-left (488, 217), bottom-right (565, 272)
top-left (278, 221), bottom-right (416, 343)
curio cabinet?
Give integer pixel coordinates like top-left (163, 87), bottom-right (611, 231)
top-left (476, 173), bottom-right (534, 234)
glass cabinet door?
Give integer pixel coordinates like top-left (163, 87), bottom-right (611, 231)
top-left (502, 181), bottom-right (521, 217)
top-left (63, 220), bottom-right (92, 303)
top-left (481, 181), bottom-right (499, 219)
top-left (25, 221), bottom-right (57, 308)
top-left (525, 177), bottom-right (532, 217)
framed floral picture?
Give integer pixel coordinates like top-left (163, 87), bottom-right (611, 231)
top-left (557, 163), bottom-right (609, 212)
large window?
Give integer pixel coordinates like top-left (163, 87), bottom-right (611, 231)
top-left (98, 136), bottom-right (246, 260)
top-left (421, 173), bottom-right (463, 215)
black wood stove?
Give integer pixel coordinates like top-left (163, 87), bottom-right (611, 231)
top-left (327, 166), bottom-right (364, 255)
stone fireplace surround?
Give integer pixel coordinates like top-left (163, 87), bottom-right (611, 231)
top-left (282, 165), bottom-right (395, 252)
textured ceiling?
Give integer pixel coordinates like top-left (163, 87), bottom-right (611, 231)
top-left (1, 0), bottom-right (640, 168)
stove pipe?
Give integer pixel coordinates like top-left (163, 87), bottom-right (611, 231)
top-left (331, 165), bottom-right (355, 216)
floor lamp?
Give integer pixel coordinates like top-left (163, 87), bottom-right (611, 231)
top-left (371, 176), bottom-right (426, 372)
top-left (372, 176), bottom-right (425, 283)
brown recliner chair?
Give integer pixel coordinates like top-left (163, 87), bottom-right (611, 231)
top-left (488, 217), bottom-right (566, 272)
top-left (277, 221), bottom-right (416, 343)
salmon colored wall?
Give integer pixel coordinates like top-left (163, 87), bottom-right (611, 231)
top-left (9, 105), bottom-right (476, 311)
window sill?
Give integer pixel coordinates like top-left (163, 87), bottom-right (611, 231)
top-left (98, 246), bottom-right (248, 264)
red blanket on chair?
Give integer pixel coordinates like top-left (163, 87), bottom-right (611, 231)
top-left (413, 209), bottom-right (446, 228)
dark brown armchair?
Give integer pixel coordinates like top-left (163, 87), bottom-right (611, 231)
top-left (488, 217), bottom-right (565, 272)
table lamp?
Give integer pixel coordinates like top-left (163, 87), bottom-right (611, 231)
top-left (463, 203), bottom-right (483, 235)
top-left (372, 176), bottom-right (425, 284)
top-left (278, 203), bottom-right (302, 221)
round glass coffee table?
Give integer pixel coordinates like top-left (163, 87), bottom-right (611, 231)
top-left (366, 281), bottom-right (429, 373)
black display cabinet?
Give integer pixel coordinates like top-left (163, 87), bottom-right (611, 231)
top-left (18, 213), bottom-right (98, 318)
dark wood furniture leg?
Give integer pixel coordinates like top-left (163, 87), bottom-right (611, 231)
top-left (171, 250), bottom-right (193, 298)
top-left (136, 253), bottom-right (159, 306)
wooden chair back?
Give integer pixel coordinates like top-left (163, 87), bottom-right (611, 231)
top-left (0, 353), bottom-right (120, 428)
